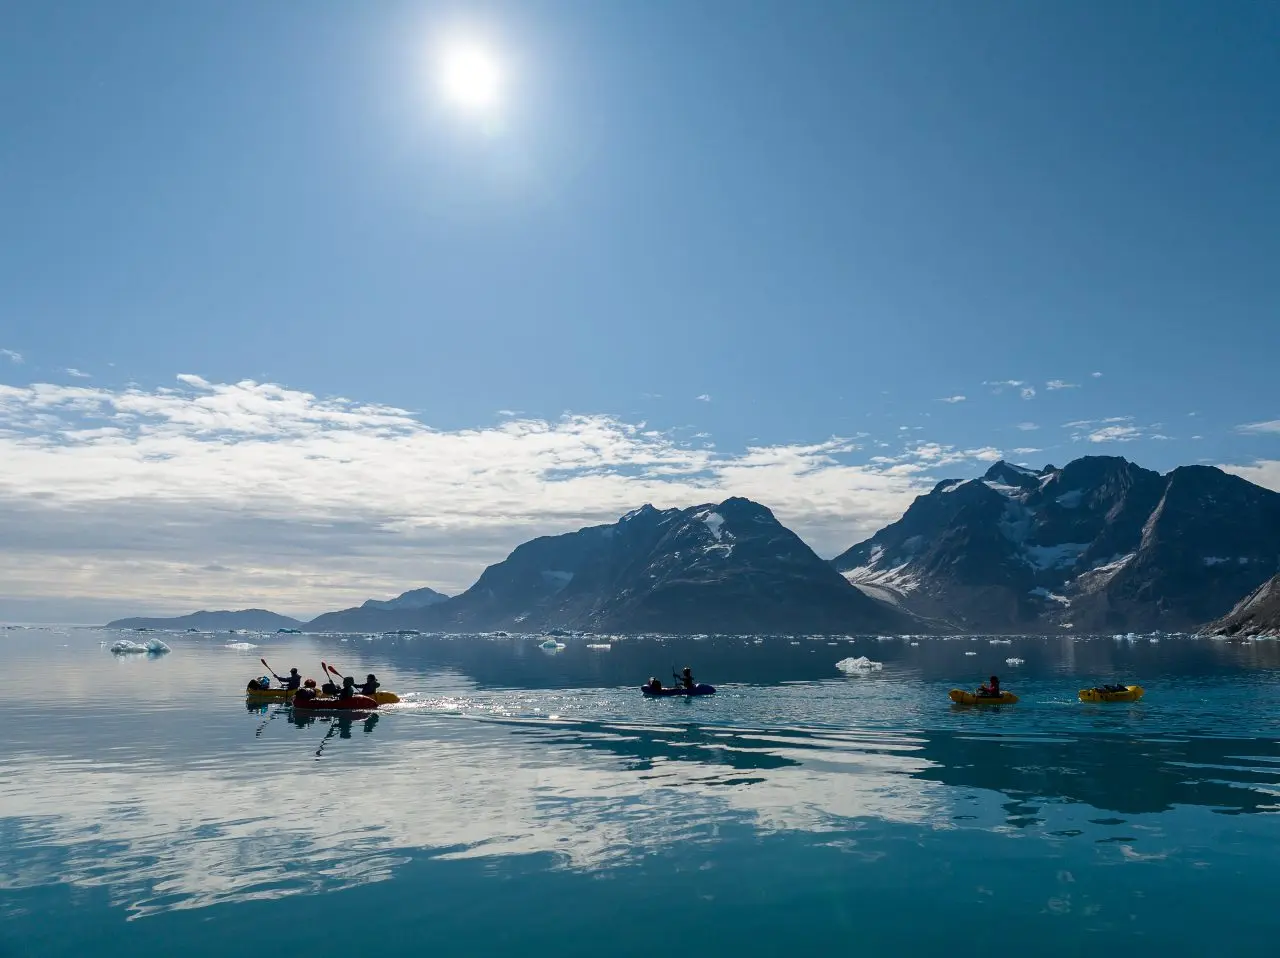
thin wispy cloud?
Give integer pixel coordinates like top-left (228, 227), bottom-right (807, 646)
top-left (1011, 447), bottom-right (1041, 455)
top-left (66, 368), bottom-right (91, 379)
top-left (695, 394), bottom-right (711, 402)
top-left (938, 395), bottom-right (966, 404)
top-left (0, 376), bottom-right (941, 613)
top-left (1237, 420), bottom-right (1280, 435)
top-left (1, 349), bottom-right (22, 364)
top-left (1091, 372), bottom-right (1103, 378)
top-left (1045, 380), bottom-right (1079, 390)
top-left (1020, 386), bottom-right (1036, 400)
top-left (1064, 416), bottom-right (1145, 443)
top-left (1016, 422), bottom-right (1040, 431)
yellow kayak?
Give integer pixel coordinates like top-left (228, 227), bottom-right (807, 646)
top-left (1079, 685), bottom-right (1144, 703)
top-left (246, 685), bottom-right (401, 705)
top-left (949, 689), bottom-right (1018, 705)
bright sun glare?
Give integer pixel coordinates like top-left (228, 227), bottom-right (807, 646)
top-left (438, 40), bottom-right (503, 114)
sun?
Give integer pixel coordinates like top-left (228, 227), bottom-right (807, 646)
top-left (438, 40), bottom-right (503, 114)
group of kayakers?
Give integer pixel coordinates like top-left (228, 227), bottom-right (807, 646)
top-left (264, 665), bottom-right (380, 700)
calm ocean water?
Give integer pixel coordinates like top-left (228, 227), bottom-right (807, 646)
top-left (3, 627), bottom-right (1280, 956)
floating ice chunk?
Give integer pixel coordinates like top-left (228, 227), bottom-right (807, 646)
top-left (110, 638), bottom-right (171, 655)
top-left (586, 643), bottom-right (611, 651)
top-left (910, 642), bottom-right (919, 646)
top-left (1005, 657), bottom-right (1025, 666)
top-left (989, 638), bottom-right (1012, 645)
top-left (224, 641), bottom-right (258, 650)
top-left (835, 656), bottom-right (883, 674)
top-left (538, 639), bottom-right (566, 651)
top-left (965, 651), bottom-right (977, 656)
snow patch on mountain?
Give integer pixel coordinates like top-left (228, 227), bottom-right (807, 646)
top-left (1023, 542), bottom-right (1089, 570)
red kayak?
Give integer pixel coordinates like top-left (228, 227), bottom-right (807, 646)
top-left (292, 690), bottom-right (378, 710)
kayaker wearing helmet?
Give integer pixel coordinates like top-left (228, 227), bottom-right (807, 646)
top-left (357, 673), bottom-right (380, 696)
top-left (977, 675), bottom-right (1001, 698)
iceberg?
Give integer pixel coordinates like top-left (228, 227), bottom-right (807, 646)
top-left (110, 638), bottom-right (171, 655)
top-left (835, 656), bottom-right (883, 674)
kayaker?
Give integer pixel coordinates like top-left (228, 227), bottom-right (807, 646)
top-left (647, 677), bottom-right (662, 692)
top-left (977, 675), bottom-right (1001, 698)
top-left (338, 675), bottom-right (357, 700)
top-left (680, 667), bottom-right (695, 690)
top-left (280, 668), bottom-right (302, 691)
top-left (357, 673), bottom-right (380, 696)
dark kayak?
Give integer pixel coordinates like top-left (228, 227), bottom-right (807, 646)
top-left (641, 683), bottom-right (716, 697)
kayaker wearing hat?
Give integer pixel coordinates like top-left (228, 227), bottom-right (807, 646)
top-left (356, 673), bottom-right (380, 696)
top-left (280, 668), bottom-right (302, 691)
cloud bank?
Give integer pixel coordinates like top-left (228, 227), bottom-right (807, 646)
top-left (0, 376), bottom-right (969, 617)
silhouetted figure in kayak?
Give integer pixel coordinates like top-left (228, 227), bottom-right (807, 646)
top-left (679, 667), bottom-right (695, 690)
top-left (356, 674), bottom-right (380, 696)
top-left (280, 668), bottom-right (302, 691)
top-left (647, 677), bottom-right (663, 692)
top-left (977, 675), bottom-right (1001, 698)
top-left (1095, 683), bottom-right (1129, 693)
top-left (338, 675), bottom-right (357, 700)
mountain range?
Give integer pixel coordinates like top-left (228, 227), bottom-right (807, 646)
top-left (105, 456), bottom-right (1280, 636)
top-left (834, 456), bottom-right (1280, 633)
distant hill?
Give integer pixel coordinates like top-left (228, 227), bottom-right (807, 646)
top-left (833, 456), bottom-right (1280, 633)
top-left (105, 609), bottom-right (306, 631)
top-left (310, 497), bottom-right (930, 635)
top-left (308, 586), bottom-right (452, 633)
top-left (1203, 574), bottom-right (1280, 637)
top-left (360, 586), bottom-right (450, 611)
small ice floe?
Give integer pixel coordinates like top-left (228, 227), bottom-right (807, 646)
top-left (110, 638), bottom-right (171, 655)
top-left (225, 641), bottom-right (258, 650)
top-left (539, 639), bottom-right (566, 651)
top-left (910, 642), bottom-right (919, 646)
top-left (835, 656), bottom-right (883, 674)
top-left (989, 639), bottom-right (1012, 645)
top-left (1005, 657), bottom-right (1025, 666)
top-left (965, 651), bottom-right (977, 656)
top-left (586, 643), bottom-right (612, 651)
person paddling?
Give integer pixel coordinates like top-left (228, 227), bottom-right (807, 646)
top-left (279, 668), bottom-right (302, 691)
top-left (356, 673), bottom-right (380, 696)
top-left (679, 667), bottom-right (696, 690)
top-left (977, 675), bottom-right (1001, 698)
top-left (338, 675), bottom-right (357, 700)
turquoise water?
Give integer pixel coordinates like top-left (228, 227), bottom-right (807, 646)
top-left (4, 628), bottom-right (1280, 955)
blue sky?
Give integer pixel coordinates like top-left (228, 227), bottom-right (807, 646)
top-left (1, 1), bottom-right (1278, 620)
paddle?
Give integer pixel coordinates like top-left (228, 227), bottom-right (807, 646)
top-left (260, 657), bottom-right (285, 684)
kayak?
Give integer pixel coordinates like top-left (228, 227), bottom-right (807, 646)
top-left (246, 684), bottom-right (401, 705)
top-left (1079, 685), bottom-right (1144, 703)
top-left (949, 689), bottom-right (1019, 705)
top-left (641, 683), bottom-right (716, 697)
top-left (292, 692), bottom-right (379, 711)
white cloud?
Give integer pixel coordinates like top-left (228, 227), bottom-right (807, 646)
top-left (1020, 386), bottom-right (1036, 400)
top-left (1011, 447), bottom-right (1042, 455)
top-left (1, 348), bottom-right (22, 364)
top-left (1045, 380), bottom-right (1079, 390)
top-left (0, 376), bottom-right (941, 616)
top-left (1086, 425), bottom-right (1141, 443)
top-left (1091, 372), bottom-right (1103, 378)
top-left (1238, 420), bottom-right (1280, 435)
top-left (695, 394), bottom-right (711, 402)
top-left (1222, 460), bottom-right (1280, 492)
top-left (1062, 416), bottom-right (1151, 443)
top-left (66, 368), bottom-right (91, 379)
top-left (938, 395), bottom-right (966, 404)
top-left (1016, 422), bottom-right (1039, 431)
